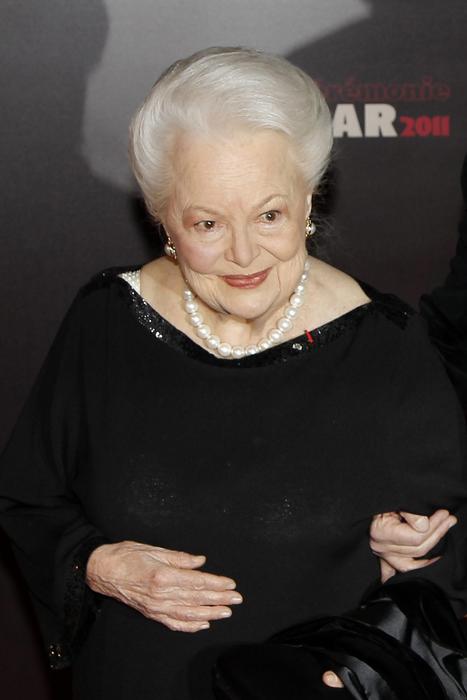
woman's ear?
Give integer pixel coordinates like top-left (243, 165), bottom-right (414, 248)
top-left (306, 192), bottom-right (313, 216)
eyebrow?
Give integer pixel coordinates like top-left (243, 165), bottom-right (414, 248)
top-left (256, 193), bottom-right (288, 209)
top-left (187, 194), bottom-right (288, 217)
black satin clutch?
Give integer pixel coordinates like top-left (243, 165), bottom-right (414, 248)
top-left (213, 579), bottom-right (467, 699)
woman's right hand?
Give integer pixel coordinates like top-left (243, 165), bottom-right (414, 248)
top-left (85, 540), bottom-right (243, 632)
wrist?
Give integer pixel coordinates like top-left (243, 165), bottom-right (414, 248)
top-left (85, 543), bottom-right (115, 591)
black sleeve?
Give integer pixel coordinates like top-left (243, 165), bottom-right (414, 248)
top-left (366, 312), bottom-right (467, 616)
top-left (419, 154), bottom-right (467, 415)
top-left (0, 293), bottom-right (110, 669)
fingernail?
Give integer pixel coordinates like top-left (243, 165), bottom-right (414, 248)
top-left (200, 622), bottom-right (210, 629)
top-left (449, 520), bottom-right (457, 529)
top-left (231, 596), bottom-right (243, 604)
top-left (220, 610), bottom-right (232, 618)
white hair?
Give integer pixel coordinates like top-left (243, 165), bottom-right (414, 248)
top-left (129, 47), bottom-right (333, 220)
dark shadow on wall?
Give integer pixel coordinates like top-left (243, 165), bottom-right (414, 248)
top-left (287, 0), bottom-right (467, 303)
top-left (0, 2), bottom-right (159, 698)
top-left (0, 0), bottom-right (164, 444)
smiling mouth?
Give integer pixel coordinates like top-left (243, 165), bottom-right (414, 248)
top-left (221, 268), bottom-right (271, 288)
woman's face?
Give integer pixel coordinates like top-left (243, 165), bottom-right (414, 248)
top-left (162, 128), bottom-right (312, 322)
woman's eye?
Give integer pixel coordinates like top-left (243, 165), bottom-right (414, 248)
top-left (260, 210), bottom-right (281, 223)
top-left (195, 220), bottom-right (217, 231)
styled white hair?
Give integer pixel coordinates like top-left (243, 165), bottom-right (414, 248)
top-left (129, 47), bottom-right (333, 220)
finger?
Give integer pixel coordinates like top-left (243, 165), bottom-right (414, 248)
top-left (372, 516), bottom-right (456, 556)
top-left (398, 512), bottom-right (430, 532)
top-left (400, 509), bottom-right (451, 533)
top-left (164, 605), bottom-right (233, 622)
top-left (155, 613), bottom-right (211, 633)
top-left (371, 513), bottom-right (456, 550)
top-left (381, 555), bottom-right (441, 573)
top-left (149, 567), bottom-right (238, 595)
top-left (408, 517), bottom-right (456, 557)
top-left (322, 671), bottom-right (344, 688)
top-left (120, 588), bottom-right (241, 625)
top-left (370, 512), bottom-right (405, 545)
top-left (167, 568), bottom-right (237, 591)
top-left (166, 588), bottom-right (243, 606)
top-left (371, 512), bottom-right (421, 547)
top-left (149, 547), bottom-right (207, 570)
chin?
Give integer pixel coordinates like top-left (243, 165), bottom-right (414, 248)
top-left (221, 295), bottom-right (274, 321)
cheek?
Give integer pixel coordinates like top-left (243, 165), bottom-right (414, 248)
top-left (176, 237), bottom-right (222, 274)
top-left (267, 222), bottom-right (305, 261)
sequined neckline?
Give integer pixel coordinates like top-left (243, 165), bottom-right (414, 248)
top-left (100, 265), bottom-right (396, 368)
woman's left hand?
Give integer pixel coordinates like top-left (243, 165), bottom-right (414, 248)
top-left (322, 508), bottom-right (457, 689)
top-left (370, 508), bottom-right (456, 582)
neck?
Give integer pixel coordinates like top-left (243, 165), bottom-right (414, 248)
top-left (182, 258), bottom-right (311, 358)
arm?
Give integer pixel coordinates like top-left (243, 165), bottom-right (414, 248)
top-left (0, 289), bottom-right (243, 668)
top-left (365, 155), bottom-right (467, 598)
top-left (419, 154), bottom-right (467, 414)
top-left (0, 294), bottom-right (109, 668)
top-left (325, 157), bottom-right (467, 690)
top-left (322, 313), bottom-right (467, 690)
top-left (348, 153), bottom-right (467, 643)
top-left (360, 156), bottom-right (467, 629)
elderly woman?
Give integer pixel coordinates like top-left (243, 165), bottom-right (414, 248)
top-left (1, 48), bottom-right (466, 699)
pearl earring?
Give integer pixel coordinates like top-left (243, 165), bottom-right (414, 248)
top-left (305, 216), bottom-right (316, 238)
top-left (164, 235), bottom-right (177, 259)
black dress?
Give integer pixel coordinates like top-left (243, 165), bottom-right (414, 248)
top-left (0, 268), bottom-right (466, 699)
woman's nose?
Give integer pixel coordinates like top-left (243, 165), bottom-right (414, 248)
top-left (225, 225), bottom-right (260, 268)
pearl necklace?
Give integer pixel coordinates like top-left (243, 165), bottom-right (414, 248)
top-left (183, 259), bottom-right (311, 359)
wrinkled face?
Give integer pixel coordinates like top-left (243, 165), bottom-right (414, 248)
top-left (162, 129), bottom-right (312, 322)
